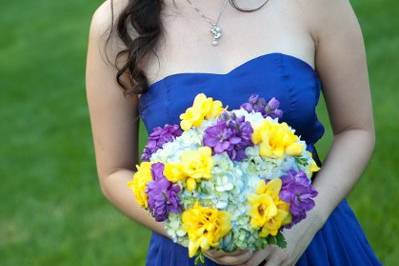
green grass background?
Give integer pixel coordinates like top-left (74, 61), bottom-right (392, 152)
top-left (0, 0), bottom-right (397, 265)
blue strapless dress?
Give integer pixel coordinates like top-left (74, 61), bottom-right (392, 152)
top-left (138, 53), bottom-right (382, 266)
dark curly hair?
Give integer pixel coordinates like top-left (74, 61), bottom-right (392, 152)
top-left (107, 0), bottom-right (269, 96)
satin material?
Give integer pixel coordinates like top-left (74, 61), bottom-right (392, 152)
top-left (138, 53), bottom-right (382, 266)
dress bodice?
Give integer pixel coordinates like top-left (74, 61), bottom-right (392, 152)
top-left (138, 52), bottom-right (325, 145)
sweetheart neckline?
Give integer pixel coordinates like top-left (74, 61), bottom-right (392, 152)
top-left (147, 52), bottom-right (317, 89)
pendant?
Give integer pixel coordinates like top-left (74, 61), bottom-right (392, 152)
top-left (210, 24), bottom-right (223, 46)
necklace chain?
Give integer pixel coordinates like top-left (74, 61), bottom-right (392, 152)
top-left (186, 0), bottom-right (229, 46)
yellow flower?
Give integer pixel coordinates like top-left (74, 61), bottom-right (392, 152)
top-left (180, 147), bottom-right (213, 191)
top-left (248, 179), bottom-right (291, 237)
top-left (259, 203), bottom-right (291, 237)
top-left (306, 151), bottom-right (320, 173)
top-left (179, 106), bottom-right (203, 131)
top-left (127, 161), bottom-right (152, 208)
top-left (308, 160), bottom-right (320, 173)
top-left (186, 177), bottom-right (197, 191)
top-left (252, 120), bottom-right (304, 158)
top-left (179, 93), bottom-right (224, 131)
top-left (182, 202), bottom-right (231, 257)
top-left (164, 147), bottom-right (213, 191)
top-left (205, 98), bottom-right (223, 119)
top-left (164, 162), bottom-right (186, 182)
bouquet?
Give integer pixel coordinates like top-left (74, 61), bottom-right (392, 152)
top-left (128, 93), bottom-right (320, 264)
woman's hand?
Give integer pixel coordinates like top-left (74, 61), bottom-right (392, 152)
top-left (238, 210), bottom-right (326, 266)
top-left (204, 249), bottom-right (254, 265)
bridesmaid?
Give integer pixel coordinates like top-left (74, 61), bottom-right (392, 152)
top-left (85, 0), bottom-right (381, 265)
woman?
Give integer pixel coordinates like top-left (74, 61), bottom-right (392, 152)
top-left (85, 0), bottom-right (382, 265)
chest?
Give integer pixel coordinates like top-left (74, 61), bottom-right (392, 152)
top-left (143, 0), bottom-right (315, 85)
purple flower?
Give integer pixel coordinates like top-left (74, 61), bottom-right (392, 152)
top-left (203, 112), bottom-right (253, 161)
top-left (241, 94), bottom-right (267, 114)
top-left (141, 124), bottom-right (182, 161)
top-left (146, 162), bottom-right (182, 222)
top-left (279, 170), bottom-right (318, 227)
top-left (241, 94), bottom-right (283, 119)
top-left (265, 97), bottom-right (283, 119)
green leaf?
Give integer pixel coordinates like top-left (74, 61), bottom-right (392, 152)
top-left (276, 232), bottom-right (287, 248)
top-left (267, 235), bottom-right (277, 245)
top-left (194, 252), bottom-right (206, 266)
top-left (255, 237), bottom-right (268, 249)
top-left (294, 156), bottom-right (308, 166)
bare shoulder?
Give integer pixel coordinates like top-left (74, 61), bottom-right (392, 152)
top-left (89, 0), bottom-right (129, 40)
top-left (296, 0), bottom-right (360, 40)
top-left (297, 0), bottom-right (355, 19)
top-left (87, 0), bottom-right (131, 67)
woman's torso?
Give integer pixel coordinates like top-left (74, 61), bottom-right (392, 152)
top-left (138, 0), bottom-right (324, 146)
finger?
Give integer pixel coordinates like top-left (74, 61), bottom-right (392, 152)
top-left (237, 248), bottom-right (273, 266)
top-left (205, 249), bottom-right (225, 259)
top-left (228, 249), bottom-right (251, 256)
top-left (217, 250), bottom-right (254, 265)
top-left (224, 249), bottom-right (251, 257)
top-left (205, 249), bottom-right (251, 260)
top-left (264, 252), bottom-right (286, 266)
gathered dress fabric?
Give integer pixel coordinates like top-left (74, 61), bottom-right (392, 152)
top-left (138, 53), bottom-right (382, 266)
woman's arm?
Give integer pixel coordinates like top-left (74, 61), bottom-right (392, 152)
top-left (310, 0), bottom-right (375, 223)
top-left (242, 1), bottom-right (375, 265)
top-left (85, 1), bottom-right (166, 237)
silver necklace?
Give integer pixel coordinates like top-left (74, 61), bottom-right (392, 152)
top-left (186, 0), bottom-right (229, 46)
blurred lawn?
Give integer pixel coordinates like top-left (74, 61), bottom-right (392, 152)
top-left (0, 0), bottom-right (397, 265)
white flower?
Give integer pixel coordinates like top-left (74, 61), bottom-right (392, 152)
top-left (232, 109), bottom-right (265, 127)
